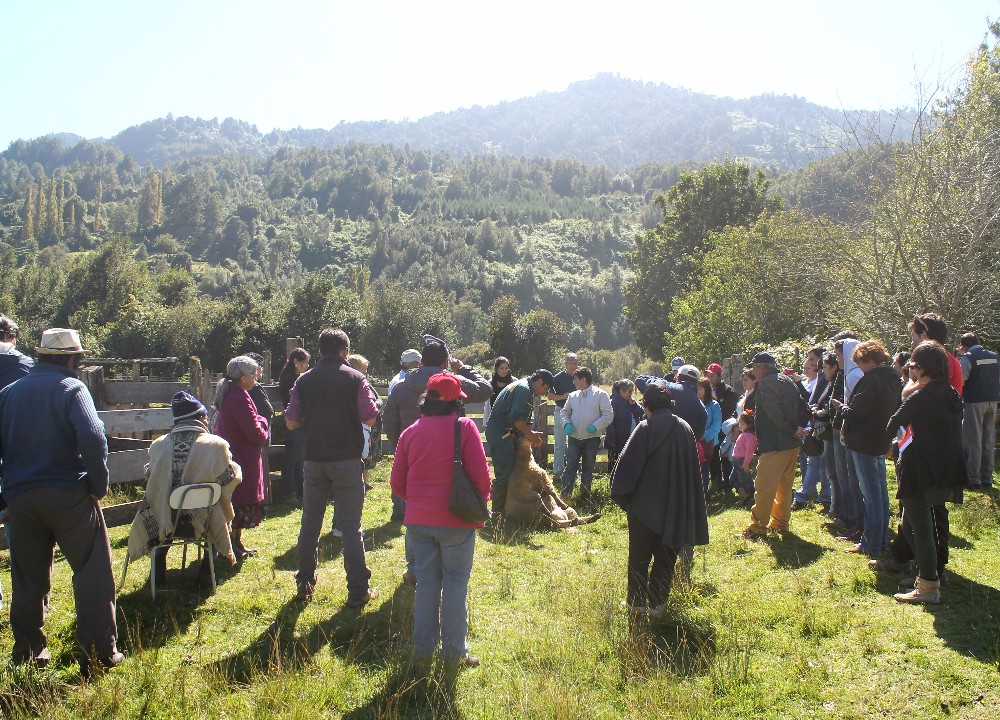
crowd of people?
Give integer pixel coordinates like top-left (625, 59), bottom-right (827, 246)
top-left (0, 308), bottom-right (994, 675)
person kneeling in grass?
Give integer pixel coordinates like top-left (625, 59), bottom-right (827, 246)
top-left (610, 380), bottom-right (709, 615)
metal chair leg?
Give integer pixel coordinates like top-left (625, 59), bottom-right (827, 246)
top-left (149, 551), bottom-right (158, 601)
top-left (118, 555), bottom-right (131, 593)
top-left (207, 540), bottom-right (217, 593)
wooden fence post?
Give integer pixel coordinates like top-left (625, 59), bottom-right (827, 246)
top-left (263, 351), bottom-right (272, 384)
top-left (189, 356), bottom-right (203, 400)
top-left (80, 366), bottom-right (107, 411)
top-left (286, 337), bottom-right (304, 358)
top-left (131, 360), bottom-right (142, 382)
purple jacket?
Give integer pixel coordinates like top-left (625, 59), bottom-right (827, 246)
top-left (215, 385), bottom-right (269, 504)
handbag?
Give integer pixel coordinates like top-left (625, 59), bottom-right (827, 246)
top-left (448, 419), bottom-right (490, 523)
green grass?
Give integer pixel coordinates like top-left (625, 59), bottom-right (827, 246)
top-left (0, 466), bottom-right (997, 719)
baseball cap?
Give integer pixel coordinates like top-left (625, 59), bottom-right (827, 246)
top-left (705, 362), bottom-right (723, 375)
top-left (426, 372), bottom-right (467, 402)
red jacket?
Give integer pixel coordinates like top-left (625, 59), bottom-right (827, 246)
top-left (391, 414), bottom-right (491, 528)
top-left (216, 386), bottom-right (269, 504)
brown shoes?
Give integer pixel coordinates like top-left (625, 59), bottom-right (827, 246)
top-left (345, 587), bottom-right (379, 608)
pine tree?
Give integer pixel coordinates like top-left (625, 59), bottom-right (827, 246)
top-left (94, 179), bottom-right (103, 233)
top-left (22, 183), bottom-right (35, 241)
top-left (56, 175), bottom-right (65, 236)
top-left (47, 177), bottom-right (58, 237)
top-left (34, 179), bottom-right (45, 237)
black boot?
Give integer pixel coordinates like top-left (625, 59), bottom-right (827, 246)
top-left (154, 550), bottom-right (168, 587)
top-left (491, 481), bottom-right (508, 516)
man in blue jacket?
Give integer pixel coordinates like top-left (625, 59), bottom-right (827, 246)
top-left (0, 328), bottom-right (122, 675)
top-left (0, 314), bottom-right (32, 390)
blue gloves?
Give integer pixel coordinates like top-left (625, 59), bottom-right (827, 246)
top-left (586, 424), bottom-right (598, 434)
top-left (564, 422), bottom-right (574, 435)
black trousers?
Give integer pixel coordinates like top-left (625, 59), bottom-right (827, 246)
top-left (889, 503), bottom-right (949, 575)
top-left (626, 515), bottom-right (678, 609)
top-left (709, 443), bottom-right (731, 489)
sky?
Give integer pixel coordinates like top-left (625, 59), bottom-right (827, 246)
top-left (2, 0), bottom-right (997, 148)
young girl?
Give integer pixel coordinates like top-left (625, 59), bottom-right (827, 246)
top-left (730, 410), bottom-right (757, 505)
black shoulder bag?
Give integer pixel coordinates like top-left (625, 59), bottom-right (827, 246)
top-left (448, 419), bottom-right (490, 523)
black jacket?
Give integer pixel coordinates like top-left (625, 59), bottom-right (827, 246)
top-left (841, 365), bottom-right (901, 456)
top-left (610, 408), bottom-right (709, 549)
top-left (887, 381), bottom-right (968, 499)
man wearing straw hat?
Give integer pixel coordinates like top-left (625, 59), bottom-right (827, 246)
top-left (0, 328), bottom-right (123, 675)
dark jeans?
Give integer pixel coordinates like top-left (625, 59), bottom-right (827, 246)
top-left (281, 427), bottom-right (304, 498)
top-left (626, 514), bottom-right (678, 609)
top-left (561, 436), bottom-right (600, 495)
top-left (297, 459), bottom-right (371, 602)
top-left (899, 496), bottom-right (940, 581)
top-left (710, 443), bottom-right (732, 489)
top-left (889, 502), bottom-right (948, 576)
top-left (8, 488), bottom-right (119, 664)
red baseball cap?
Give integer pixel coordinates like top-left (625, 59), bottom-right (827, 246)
top-left (705, 363), bottom-right (723, 375)
top-left (426, 372), bottom-right (467, 402)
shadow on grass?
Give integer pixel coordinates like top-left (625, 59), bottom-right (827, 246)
top-left (619, 605), bottom-right (717, 681)
top-left (342, 660), bottom-right (465, 720)
top-left (926, 571), bottom-right (997, 662)
top-left (209, 582), bottom-right (415, 686)
top-left (272, 530), bottom-right (344, 571)
top-left (767, 530), bottom-right (825, 569)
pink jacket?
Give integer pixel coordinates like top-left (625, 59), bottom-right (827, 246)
top-left (215, 385), bottom-right (269, 504)
top-left (732, 429), bottom-right (757, 468)
top-left (391, 414), bottom-right (491, 528)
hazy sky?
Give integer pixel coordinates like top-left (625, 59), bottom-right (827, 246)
top-left (2, 0), bottom-right (997, 148)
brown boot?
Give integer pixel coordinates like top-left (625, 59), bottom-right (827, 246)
top-left (893, 576), bottom-right (940, 604)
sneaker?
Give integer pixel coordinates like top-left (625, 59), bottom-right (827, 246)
top-left (294, 580), bottom-right (315, 602)
top-left (836, 529), bottom-right (862, 542)
top-left (790, 500), bottom-right (807, 511)
top-left (345, 587), bottom-right (379, 608)
top-left (868, 557), bottom-right (908, 572)
top-left (458, 654), bottom-right (480, 667)
top-left (80, 651), bottom-right (124, 679)
top-left (844, 543), bottom-right (864, 554)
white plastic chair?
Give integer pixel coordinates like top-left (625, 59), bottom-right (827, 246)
top-left (120, 482), bottom-right (223, 600)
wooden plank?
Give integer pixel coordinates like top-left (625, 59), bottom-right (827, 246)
top-left (99, 408), bottom-right (174, 435)
top-left (108, 437), bottom-right (153, 452)
top-left (108, 449), bottom-right (149, 485)
top-left (105, 381), bottom-right (189, 406)
top-left (103, 500), bottom-right (143, 528)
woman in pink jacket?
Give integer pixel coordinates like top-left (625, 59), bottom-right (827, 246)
top-left (214, 356), bottom-right (270, 559)
top-left (391, 372), bottom-right (490, 668)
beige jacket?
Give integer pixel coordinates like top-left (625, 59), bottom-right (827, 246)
top-left (127, 421), bottom-right (242, 564)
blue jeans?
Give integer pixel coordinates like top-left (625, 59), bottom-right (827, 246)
top-left (794, 451), bottom-right (830, 504)
top-left (408, 525), bottom-right (476, 660)
top-left (848, 449), bottom-right (890, 555)
top-left (553, 406), bottom-right (568, 475)
top-left (824, 438), bottom-right (846, 519)
top-left (837, 433), bottom-right (864, 530)
top-left (729, 462), bottom-right (754, 495)
top-left (561, 436), bottom-right (600, 495)
top-left (281, 427), bottom-right (304, 498)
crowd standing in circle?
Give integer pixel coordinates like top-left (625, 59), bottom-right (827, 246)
top-left (0, 310), bottom-right (993, 677)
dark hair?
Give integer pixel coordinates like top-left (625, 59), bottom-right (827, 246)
top-left (740, 368), bottom-right (756, 382)
top-left (807, 345), bottom-right (825, 361)
top-left (285, 347), bottom-right (310, 366)
top-left (246, 352), bottom-right (265, 366)
top-left (494, 356), bottom-right (510, 372)
top-left (893, 351), bottom-right (911, 367)
top-left (910, 340), bottom-right (949, 383)
top-left (960, 332), bottom-right (980, 349)
top-left (418, 393), bottom-right (463, 416)
top-left (830, 330), bottom-right (857, 343)
top-left (823, 352), bottom-right (839, 368)
top-left (697, 378), bottom-right (714, 404)
top-left (612, 378), bottom-right (635, 395)
top-left (530, 369), bottom-right (554, 388)
top-left (642, 385), bottom-right (674, 411)
top-left (0, 314), bottom-right (18, 338)
top-left (573, 367), bottom-right (593, 385)
top-left (318, 327), bottom-right (350, 356)
top-left (910, 313), bottom-right (948, 343)
top-left (738, 410), bottom-right (755, 431)
top-left (421, 342), bottom-right (448, 368)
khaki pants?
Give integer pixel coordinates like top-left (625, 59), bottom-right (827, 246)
top-left (748, 447), bottom-right (800, 533)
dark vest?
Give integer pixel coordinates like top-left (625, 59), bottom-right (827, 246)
top-left (294, 355), bottom-right (366, 461)
top-left (962, 346), bottom-right (1000, 403)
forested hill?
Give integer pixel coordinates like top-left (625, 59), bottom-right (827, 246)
top-left (72, 75), bottom-right (908, 171)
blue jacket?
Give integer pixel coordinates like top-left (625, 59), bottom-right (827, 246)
top-left (0, 344), bottom-right (33, 391)
top-left (605, 392), bottom-right (644, 452)
top-left (634, 375), bottom-right (707, 441)
top-left (702, 400), bottom-right (722, 445)
top-left (0, 363), bottom-right (109, 500)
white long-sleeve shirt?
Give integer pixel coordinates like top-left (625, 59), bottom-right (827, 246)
top-left (562, 385), bottom-right (614, 440)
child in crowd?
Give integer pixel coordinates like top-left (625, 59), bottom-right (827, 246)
top-left (605, 379), bottom-right (645, 473)
top-left (730, 410), bottom-right (757, 505)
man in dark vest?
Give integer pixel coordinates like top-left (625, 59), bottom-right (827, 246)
top-left (959, 332), bottom-right (999, 489)
top-left (285, 327), bottom-right (378, 605)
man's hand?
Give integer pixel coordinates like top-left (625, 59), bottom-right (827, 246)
top-left (449, 358), bottom-right (463, 371)
top-left (528, 430), bottom-right (544, 448)
top-left (586, 424), bottom-right (598, 434)
top-left (564, 423), bottom-right (574, 435)
top-left (795, 427), bottom-right (807, 439)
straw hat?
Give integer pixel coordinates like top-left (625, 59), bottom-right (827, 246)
top-left (35, 328), bottom-right (90, 355)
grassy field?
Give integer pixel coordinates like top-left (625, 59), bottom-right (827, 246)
top-left (0, 464), bottom-right (997, 719)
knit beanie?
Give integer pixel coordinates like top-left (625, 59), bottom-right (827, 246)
top-left (172, 391), bottom-right (207, 421)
